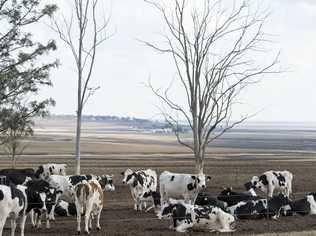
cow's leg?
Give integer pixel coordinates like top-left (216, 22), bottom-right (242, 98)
top-left (10, 218), bottom-right (16, 236)
top-left (84, 201), bottom-right (93, 234)
top-left (36, 213), bottom-right (42, 229)
top-left (0, 212), bottom-right (8, 236)
top-left (96, 208), bottom-right (102, 230)
top-left (175, 222), bottom-right (191, 233)
top-left (20, 214), bottom-right (27, 236)
top-left (75, 201), bottom-right (81, 234)
top-left (30, 210), bottom-right (35, 228)
top-left (267, 185), bottom-right (273, 198)
top-left (46, 212), bottom-right (51, 229)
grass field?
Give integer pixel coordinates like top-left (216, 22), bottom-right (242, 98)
top-left (1, 119), bottom-right (316, 235)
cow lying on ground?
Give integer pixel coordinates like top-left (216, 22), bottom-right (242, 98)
top-left (281, 193), bottom-right (316, 216)
top-left (35, 164), bottom-right (67, 179)
top-left (0, 168), bottom-right (35, 186)
top-left (0, 180), bottom-right (53, 236)
top-left (194, 192), bottom-right (227, 210)
top-left (121, 168), bottom-right (157, 211)
top-left (249, 170), bottom-right (293, 198)
top-left (217, 187), bottom-right (262, 207)
top-left (227, 193), bottom-right (291, 220)
top-left (158, 199), bottom-right (236, 233)
top-left (55, 200), bottom-right (77, 217)
top-left (159, 171), bottom-right (211, 204)
top-left (75, 180), bottom-right (103, 234)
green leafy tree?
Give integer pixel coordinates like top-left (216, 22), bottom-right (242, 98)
top-left (0, 0), bottom-right (58, 159)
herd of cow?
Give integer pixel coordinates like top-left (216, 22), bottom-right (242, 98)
top-left (0, 164), bottom-right (316, 235)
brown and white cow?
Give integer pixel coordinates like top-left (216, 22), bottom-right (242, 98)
top-left (74, 179), bottom-right (103, 234)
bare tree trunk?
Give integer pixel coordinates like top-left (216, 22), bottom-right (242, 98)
top-left (75, 110), bottom-right (82, 175)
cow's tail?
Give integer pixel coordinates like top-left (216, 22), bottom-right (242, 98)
top-left (75, 181), bottom-right (90, 215)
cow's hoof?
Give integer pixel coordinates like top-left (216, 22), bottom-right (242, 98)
top-left (88, 228), bottom-right (92, 231)
top-left (77, 231), bottom-right (81, 235)
top-left (84, 231), bottom-right (90, 235)
top-left (97, 227), bottom-right (101, 231)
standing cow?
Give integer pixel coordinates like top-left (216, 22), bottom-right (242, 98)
top-left (249, 170), bottom-right (293, 198)
top-left (74, 180), bottom-right (103, 234)
top-left (121, 168), bottom-right (157, 211)
top-left (159, 171), bottom-right (211, 204)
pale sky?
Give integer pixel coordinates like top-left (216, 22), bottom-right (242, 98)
top-left (36, 0), bottom-right (316, 122)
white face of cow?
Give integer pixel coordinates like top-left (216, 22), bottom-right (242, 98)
top-left (104, 175), bottom-right (115, 191)
top-left (251, 176), bottom-right (266, 192)
top-left (39, 192), bottom-right (47, 212)
top-left (121, 169), bottom-right (133, 184)
top-left (208, 207), bottom-right (236, 232)
top-left (195, 173), bottom-right (211, 189)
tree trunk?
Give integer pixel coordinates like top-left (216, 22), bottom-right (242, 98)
top-left (75, 109), bottom-right (82, 175)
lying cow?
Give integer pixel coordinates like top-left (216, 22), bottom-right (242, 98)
top-left (227, 193), bottom-right (291, 220)
top-left (35, 163), bottom-right (67, 179)
top-left (0, 180), bottom-right (53, 236)
top-left (281, 193), bottom-right (316, 216)
top-left (159, 171), bottom-right (211, 204)
top-left (121, 168), bottom-right (157, 211)
top-left (194, 192), bottom-right (227, 210)
top-left (0, 168), bottom-right (35, 185)
top-left (75, 180), bottom-right (103, 234)
top-left (55, 200), bottom-right (77, 217)
top-left (217, 187), bottom-right (261, 207)
top-left (158, 200), bottom-right (236, 233)
top-left (249, 170), bottom-right (293, 198)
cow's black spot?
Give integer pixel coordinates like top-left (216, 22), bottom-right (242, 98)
top-left (49, 167), bottom-right (53, 175)
top-left (10, 184), bottom-right (25, 207)
top-left (55, 206), bottom-right (68, 217)
top-left (273, 172), bottom-right (286, 187)
top-left (0, 189), bottom-right (4, 201)
top-left (69, 175), bottom-right (92, 185)
top-left (191, 176), bottom-right (196, 180)
top-left (187, 183), bottom-right (196, 191)
top-left (35, 166), bottom-right (44, 178)
top-left (171, 176), bottom-right (175, 181)
top-left (259, 175), bottom-right (269, 185)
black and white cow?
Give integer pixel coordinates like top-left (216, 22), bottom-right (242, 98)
top-left (35, 164), bottom-right (67, 179)
top-left (0, 180), bottom-right (53, 236)
top-left (159, 171), bottom-right (211, 204)
top-left (31, 187), bottom-right (62, 229)
top-left (55, 200), bottom-right (77, 217)
top-left (217, 187), bottom-right (262, 207)
top-left (0, 168), bottom-right (35, 186)
top-left (249, 170), bottom-right (293, 198)
top-left (158, 200), bottom-right (236, 233)
top-left (227, 193), bottom-right (291, 220)
top-left (121, 168), bottom-right (157, 211)
top-left (194, 192), bottom-right (227, 210)
top-left (281, 193), bottom-right (316, 216)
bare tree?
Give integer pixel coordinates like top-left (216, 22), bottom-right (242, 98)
top-left (51, 0), bottom-right (110, 174)
top-left (144, 0), bottom-right (279, 174)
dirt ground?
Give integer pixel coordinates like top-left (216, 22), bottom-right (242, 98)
top-left (2, 155), bottom-right (316, 236)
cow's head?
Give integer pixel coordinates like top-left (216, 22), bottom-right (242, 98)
top-left (274, 193), bottom-right (291, 206)
top-left (45, 187), bottom-right (62, 218)
top-left (250, 175), bottom-right (267, 193)
top-left (98, 175), bottom-right (115, 191)
top-left (121, 169), bottom-right (133, 184)
top-left (191, 173), bottom-right (211, 190)
top-left (34, 165), bottom-right (44, 179)
top-left (157, 201), bottom-right (176, 219)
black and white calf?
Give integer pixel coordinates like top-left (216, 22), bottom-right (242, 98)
top-left (227, 193), bottom-right (291, 220)
top-left (249, 170), bottom-right (293, 198)
top-left (35, 163), bottom-right (67, 179)
top-left (55, 200), bottom-right (77, 217)
top-left (159, 171), bottom-right (211, 204)
top-left (158, 200), bottom-right (236, 233)
top-left (121, 168), bottom-right (157, 211)
top-left (217, 187), bottom-right (261, 207)
top-left (0, 180), bottom-right (53, 236)
top-left (281, 193), bottom-right (316, 216)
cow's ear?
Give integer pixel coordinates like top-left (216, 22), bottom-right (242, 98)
top-left (206, 176), bottom-right (212, 181)
top-left (191, 176), bottom-right (196, 180)
top-left (120, 172), bottom-right (124, 176)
